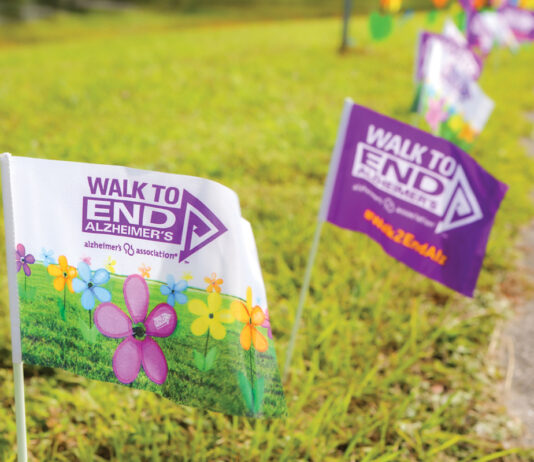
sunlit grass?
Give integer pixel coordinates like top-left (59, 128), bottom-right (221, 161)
top-left (0, 8), bottom-right (534, 461)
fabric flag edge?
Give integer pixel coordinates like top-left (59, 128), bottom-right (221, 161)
top-left (1, 152), bottom-right (23, 363)
top-left (318, 98), bottom-right (355, 222)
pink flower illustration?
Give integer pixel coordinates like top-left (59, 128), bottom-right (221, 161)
top-left (425, 98), bottom-right (448, 132)
top-left (81, 256), bottom-right (92, 266)
top-left (261, 307), bottom-right (273, 340)
top-left (94, 274), bottom-right (177, 385)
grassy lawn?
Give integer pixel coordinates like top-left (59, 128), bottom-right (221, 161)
top-left (1, 7), bottom-right (534, 461)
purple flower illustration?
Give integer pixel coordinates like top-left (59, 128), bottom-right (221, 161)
top-left (15, 244), bottom-right (35, 276)
top-left (94, 274), bottom-right (177, 385)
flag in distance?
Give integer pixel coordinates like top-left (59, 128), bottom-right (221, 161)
top-left (500, 6), bottom-right (534, 43)
top-left (1, 153), bottom-right (286, 418)
top-left (416, 31), bottom-right (494, 150)
top-left (466, 9), bottom-right (519, 56)
top-left (320, 101), bottom-right (508, 297)
top-left (414, 30), bottom-right (483, 84)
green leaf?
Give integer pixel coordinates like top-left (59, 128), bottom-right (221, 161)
top-left (20, 285), bottom-right (36, 301)
top-left (409, 84), bottom-right (422, 113)
top-left (204, 347), bottom-right (218, 371)
top-left (426, 9), bottom-right (438, 24)
top-left (237, 371), bottom-right (253, 413)
top-left (57, 299), bottom-right (66, 321)
top-left (79, 318), bottom-right (98, 343)
top-left (170, 318), bottom-right (182, 338)
top-left (193, 350), bottom-right (205, 371)
top-left (369, 12), bottom-right (393, 42)
top-left (90, 324), bottom-right (99, 342)
top-left (455, 10), bottom-right (466, 32)
top-left (253, 376), bottom-right (265, 415)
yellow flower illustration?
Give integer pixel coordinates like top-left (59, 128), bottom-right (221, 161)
top-left (447, 114), bottom-right (464, 133)
top-left (105, 256), bottom-right (116, 273)
top-left (183, 272), bottom-right (193, 281)
top-left (380, 0), bottom-right (402, 13)
top-left (188, 293), bottom-right (233, 340)
top-left (47, 255), bottom-right (77, 293)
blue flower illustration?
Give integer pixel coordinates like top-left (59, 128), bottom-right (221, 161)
top-left (161, 275), bottom-right (188, 306)
top-left (72, 261), bottom-right (112, 310)
top-left (40, 248), bottom-right (56, 266)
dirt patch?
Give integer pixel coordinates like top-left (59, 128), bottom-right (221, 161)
top-left (499, 113), bottom-right (534, 447)
top-left (522, 138), bottom-right (534, 157)
top-left (500, 222), bottom-right (534, 446)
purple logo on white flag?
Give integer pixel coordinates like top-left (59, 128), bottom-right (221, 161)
top-left (81, 176), bottom-right (227, 262)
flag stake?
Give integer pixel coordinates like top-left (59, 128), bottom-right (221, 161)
top-left (283, 220), bottom-right (323, 381)
top-left (283, 99), bottom-right (353, 380)
top-left (340, 0), bottom-right (353, 52)
top-left (13, 362), bottom-right (28, 462)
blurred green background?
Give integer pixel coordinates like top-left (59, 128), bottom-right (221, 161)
top-left (0, 0), bottom-right (435, 20)
top-left (1, 1), bottom-right (534, 461)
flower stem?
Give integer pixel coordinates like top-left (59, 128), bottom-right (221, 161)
top-left (88, 309), bottom-right (92, 329)
top-left (203, 328), bottom-right (210, 369)
top-left (24, 275), bottom-right (27, 293)
top-left (63, 286), bottom-right (66, 319)
top-left (249, 346), bottom-right (255, 412)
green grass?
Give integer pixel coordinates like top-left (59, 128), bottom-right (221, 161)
top-left (0, 7), bottom-right (534, 461)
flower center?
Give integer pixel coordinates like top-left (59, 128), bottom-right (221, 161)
top-left (171, 289), bottom-right (175, 294)
top-left (63, 272), bottom-right (68, 278)
top-left (209, 313), bottom-right (214, 319)
top-left (132, 323), bottom-right (146, 340)
top-left (87, 282), bottom-right (94, 289)
top-left (21, 257), bottom-right (25, 263)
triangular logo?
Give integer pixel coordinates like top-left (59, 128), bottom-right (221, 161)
top-left (435, 166), bottom-right (483, 234)
top-left (179, 190), bottom-right (227, 262)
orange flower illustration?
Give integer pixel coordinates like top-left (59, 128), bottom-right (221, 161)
top-left (138, 263), bottom-right (151, 278)
top-left (459, 124), bottom-right (477, 143)
top-left (204, 272), bottom-right (223, 293)
top-left (231, 287), bottom-right (268, 352)
top-left (48, 255), bottom-right (77, 293)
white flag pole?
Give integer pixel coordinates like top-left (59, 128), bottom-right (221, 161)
top-left (13, 363), bottom-right (27, 462)
top-left (1, 153), bottom-right (28, 462)
top-left (283, 99), bottom-right (354, 380)
top-left (282, 221), bottom-right (323, 381)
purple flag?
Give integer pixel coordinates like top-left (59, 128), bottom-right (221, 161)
top-left (321, 101), bottom-right (508, 297)
top-left (414, 31), bottom-right (483, 83)
top-left (466, 10), bottom-right (519, 56)
top-left (500, 6), bottom-right (534, 42)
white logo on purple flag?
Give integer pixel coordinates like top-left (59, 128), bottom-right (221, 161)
top-left (351, 125), bottom-right (483, 234)
top-left (325, 101), bottom-right (507, 296)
